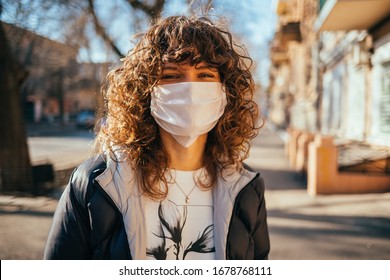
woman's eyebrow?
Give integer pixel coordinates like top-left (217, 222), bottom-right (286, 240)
top-left (195, 63), bottom-right (218, 71)
top-left (161, 64), bottom-right (217, 71)
top-left (162, 66), bottom-right (178, 71)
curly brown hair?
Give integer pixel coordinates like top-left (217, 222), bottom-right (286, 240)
top-left (94, 15), bottom-right (262, 200)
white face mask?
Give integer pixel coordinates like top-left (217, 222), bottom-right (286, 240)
top-left (151, 82), bottom-right (227, 147)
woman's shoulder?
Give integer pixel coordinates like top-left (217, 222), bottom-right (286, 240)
top-left (67, 155), bottom-right (108, 203)
top-left (240, 164), bottom-right (265, 199)
top-left (72, 155), bottom-right (107, 183)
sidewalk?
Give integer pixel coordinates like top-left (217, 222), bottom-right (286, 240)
top-left (249, 128), bottom-right (390, 259)
top-left (1, 126), bottom-right (93, 259)
top-left (0, 126), bottom-right (389, 259)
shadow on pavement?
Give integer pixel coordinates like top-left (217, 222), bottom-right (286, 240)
top-left (254, 168), bottom-right (307, 190)
top-left (0, 209), bottom-right (55, 217)
top-left (268, 209), bottom-right (390, 259)
top-left (268, 209), bottom-right (390, 238)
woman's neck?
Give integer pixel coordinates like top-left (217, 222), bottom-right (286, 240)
top-left (159, 128), bottom-right (207, 171)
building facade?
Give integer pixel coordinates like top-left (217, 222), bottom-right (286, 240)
top-left (2, 21), bottom-right (108, 124)
top-left (268, 0), bottom-right (390, 194)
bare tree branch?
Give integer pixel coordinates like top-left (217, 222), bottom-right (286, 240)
top-left (87, 0), bottom-right (124, 58)
top-left (125, 0), bottom-right (165, 21)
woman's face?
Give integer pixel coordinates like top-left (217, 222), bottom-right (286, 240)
top-left (158, 61), bottom-right (221, 84)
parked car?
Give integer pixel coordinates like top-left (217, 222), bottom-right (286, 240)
top-left (76, 110), bottom-right (95, 128)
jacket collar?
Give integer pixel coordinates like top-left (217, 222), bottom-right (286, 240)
top-left (95, 155), bottom-right (257, 260)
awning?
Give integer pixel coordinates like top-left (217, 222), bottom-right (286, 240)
top-left (315, 0), bottom-right (390, 32)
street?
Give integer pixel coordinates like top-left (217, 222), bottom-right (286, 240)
top-left (0, 126), bottom-right (389, 259)
top-left (27, 130), bottom-right (95, 171)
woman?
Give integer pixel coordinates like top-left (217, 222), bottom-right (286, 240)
top-left (44, 15), bottom-right (270, 260)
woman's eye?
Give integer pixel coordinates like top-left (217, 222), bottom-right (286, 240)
top-left (199, 73), bottom-right (215, 78)
top-left (161, 74), bottom-right (179, 80)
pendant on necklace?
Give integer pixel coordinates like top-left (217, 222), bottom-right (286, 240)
top-left (185, 197), bottom-right (190, 204)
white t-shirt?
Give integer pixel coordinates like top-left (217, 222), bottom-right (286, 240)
top-left (144, 168), bottom-right (215, 260)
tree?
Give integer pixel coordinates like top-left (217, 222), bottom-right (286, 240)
top-left (0, 22), bottom-right (32, 192)
top-left (0, 0), bottom-right (83, 192)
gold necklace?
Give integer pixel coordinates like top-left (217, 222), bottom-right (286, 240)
top-left (174, 181), bottom-right (198, 204)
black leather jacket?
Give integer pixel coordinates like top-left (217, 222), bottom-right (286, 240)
top-left (44, 156), bottom-right (270, 260)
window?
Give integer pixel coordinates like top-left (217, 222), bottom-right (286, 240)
top-left (380, 61), bottom-right (390, 133)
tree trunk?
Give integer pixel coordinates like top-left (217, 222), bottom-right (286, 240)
top-left (0, 23), bottom-right (32, 192)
